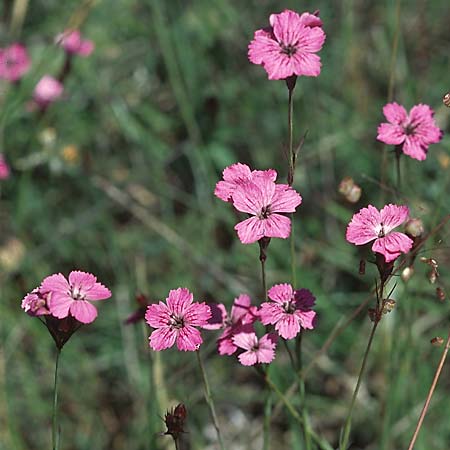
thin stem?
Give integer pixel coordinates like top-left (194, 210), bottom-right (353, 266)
top-left (395, 146), bottom-right (401, 192)
top-left (174, 437), bottom-right (181, 450)
top-left (195, 350), bottom-right (226, 450)
top-left (263, 389), bottom-right (272, 450)
top-left (52, 348), bottom-right (61, 450)
top-left (407, 327), bottom-right (450, 450)
top-left (260, 258), bottom-right (267, 300)
top-left (339, 319), bottom-right (380, 450)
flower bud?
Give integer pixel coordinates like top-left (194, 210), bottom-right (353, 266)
top-left (431, 336), bottom-right (444, 346)
top-left (405, 218), bottom-right (424, 237)
top-left (443, 92), bottom-right (450, 107)
top-left (401, 266), bottom-right (414, 282)
top-left (382, 299), bottom-right (396, 314)
top-left (339, 177), bottom-right (362, 203)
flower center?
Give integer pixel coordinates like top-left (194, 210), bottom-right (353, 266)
top-left (71, 286), bottom-right (86, 300)
top-left (404, 123), bottom-right (417, 135)
top-left (283, 300), bottom-right (296, 314)
top-left (259, 206), bottom-right (271, 219)
top-left (280, 43), bottom-right (297, 56)
top-left (170, 314), bottom-right (185, 329)
top-left (378, 222), bottom-right (385, 238)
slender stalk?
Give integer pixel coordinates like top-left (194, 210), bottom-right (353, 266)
top-left (174, 437), bottom-right (181, 450)
top-left (260, 258), bottom-right (267, 301)
top-left (195, 350), bottom-right (225, 450)
top-left (395, 145), bottom-right (402, 192)
top-left (339, 319), bottom-right (380, 450)
top-left (407, 327), bottom-right (450, 450)
top-left (263, 388), bottom-right (272, 450)
top-left (52, 348), bottom-right (61, 450)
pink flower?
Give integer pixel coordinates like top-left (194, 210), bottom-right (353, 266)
top-left (205, 294), bottom-right (258, 355)
top-left (41, 271), bottom-right (111, 324)
top-left (377, 102), bottom-right (443, 161)
top-left (232, 176), bottom-right (302, 244)
top-left (233, 332), bottom-right (277, 366)
top-left (260, 284), bottom-right (316, 339)
top-left (21, 288), bottom-right (50, 316)
top-left (215, 163), bottom-right (277, 202)
top-left (0, 44), bottom-right (31, 82)
top-left (56, 30), bottom-right (94, 57)
top-left (0, 154), bottom-right (10, 179)
top-left (346, 204), bottom-right (414, 263)
top-left (33, 76), bottom-right (64, 108)
top-left (248, 9), bottom-right (326, 80)
top-left (145, 288), bottom-right (211, 351)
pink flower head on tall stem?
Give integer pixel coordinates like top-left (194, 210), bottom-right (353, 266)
top-left (232, 332), bottom-right (277, 366)
top-left (56, 30), bottom-right (94, 57)
top-left (346, 204), bottom-right (413, 263)
top-left (377, 102), bottom-right (443, 161)
top-left (232, 175), bottom-right (302, 244)
top-left (248, 9), bottom-right (325, 80)
top-left (33, 76), bottom-right (63, 108)
top-left (41, 270), bottom-right (111, 324)
top-left (0, 43), bottom-right (31, 82)
top-left (205, 294), bottom-right (258, 355)
top-left (145, 288), bottom-right (211, 351)
top-left (0, 154), bottom-right (10, 179)
top-left (260, 283), bottom-right (316, 339)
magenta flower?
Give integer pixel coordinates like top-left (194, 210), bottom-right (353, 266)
top-left (232, 175), bottom-right (302, 244)
top-left (0, 43), bottom-right (31, 82)
top-left (21, 288), bottom-right (51, 316)
top-left (33, 76), bottom-right (63, 108)
top-left (233, 332), bottom-right (277, 366)
top-left (145, 288), bottom-right (211, 352)
top-left (377, 102), bottom-right (443, 161)
top-left (0, 154), bottom-right (10, 179)
top-left (41, 271), bottom-right (111, 324)
top-left (205, 294), bottom-right (258, 355)
top-left (57, 30), bottom-right (94, 57)
top-left (215, 163), bottom-right (277, 202)
top-left (248, 9), bottom-right (325, 80)
top-left (260, 284), bottom-right (316, 339)
top-left (346, 204), bottom-right (413, 263)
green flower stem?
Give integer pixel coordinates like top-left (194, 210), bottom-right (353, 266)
top-left (195, 350), bottom-right (226, 450)
top-left (52, 348), bottom-right (61, 450)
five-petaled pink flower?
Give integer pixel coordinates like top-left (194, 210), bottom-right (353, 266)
top-left (232, 175), bottom-right (302, 244)
top-left (145, 288), bottom-right (211, 352)
top-left (232, 332), bottom-right (277, 366)
top-left (248, 9), bottom-right (325, 80)
top-left (205, 294), bottom-right (258, 355)
top-left (0, 154), bottom-right (10, 179)
top-left (21, 287), bottom-right (51, 316)
top-left (33, 75), bottom-right (64, 108)
top-left (260, 283), bottom-right (316, 339)
top-left (215, 163), bottom-right (277, 202)
top-left (377, 102), bottom-right (443, 161)
top-left (0, 43), bottom-right (31, 82)
top-left (41, 271), bottom-right (111, 324)
top-left (346, 204), bottom-right (413, 263)
top-left (56, 30), bottom-right (94, 57)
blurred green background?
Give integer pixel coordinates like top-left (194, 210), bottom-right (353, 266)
top-left (0, 0), bottom-right (449, 449)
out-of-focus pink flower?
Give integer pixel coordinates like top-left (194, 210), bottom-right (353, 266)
top-left (145, 288), bottom-right (211, 351)
top-left (33, 76), bottom-right (63, 108)
top-left (215, 163), bottom-right (277, 202)
top-left (232, 175), bottom-right (302, 244)
top-left (233, 332), bottom-right (277, 366)
top-left (41, 270), bottom-right (111, 324)
top-left (377, 102), bottom-right (443, 161)
top-left (0, 154), bottom-right (10, 179)
top-left (346, 204), bottom-right (413, 263)
top-left (57, 30), bottom-right (94, 57)
top-left (248, 9), bottom-right (325, 80)
top-left (0, 44), bottom-right (31, 82)
top-left (21, 288), bottom-right (51, 316)
top-left (260, 283), bottom-right (316, 339)
top-left (124, 293), bottom-right (151, 325)
top-left (205, 294), bottom-right (258, 355)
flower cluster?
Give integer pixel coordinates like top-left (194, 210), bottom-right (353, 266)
top-left (56, 30), bottom-right (94, 57)
top-left (248, 9), bottom-right (326, 80)
top-left (145, 284), bottom-right (317, 366)
top-left (215, 163), bottom-right (302, 244)
top-left (377, 102), bottom-right (442, 161)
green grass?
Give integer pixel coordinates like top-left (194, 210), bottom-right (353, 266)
top-left (1, 0), bottom-right (450, 449)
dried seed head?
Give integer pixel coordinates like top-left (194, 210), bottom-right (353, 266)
top-left (368, 308), bottom-right (377, 322)
top-left (420, 257), bottom-right (439, 284)
top-left (382, 299), bottom-right (396, 314)
top-left (443, 92), bottom-right (450, 107)
top-left (405, 218), bottom-right (424, 237)
top-left (164, 403), bottom-right (187, 440)
top-left (431, 336), bottom-right (444, 346)
top-left (436, 287), bottom-right (446, 302)
top-left (401, 266), bottom-right (414, 282)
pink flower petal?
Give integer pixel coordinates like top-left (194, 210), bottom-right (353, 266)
top-left (41, 273), bottom-right (70, 295)
top-left (383, 102), bottom-right (408, 125)
top-left (149, 327), bottom-right (177, 351)
top-left (238, 350), bottom-right (259, 366)
top-left (275, 314), bottom-right (300, 339)
top-left (166, 288), bottom-right (193, 316)
top-left (259, 302), bottom-right (284, 325)
top-left (380, 204), bottom-right (409, 233)
top-left (234, 216), bottom-right (265, 244)
top-left (204, 303), bottom-right (227, 330)
top-left (377, 123), bottom-right (406, 145)
top-left (299, 12), bottom-right (323, 28)
top-left (270, 10), bottom-right (304, 47)
top-left (296, 310), bottom-right (316, 330)
top-left (346, 205), bottom-right (381, 245)
top-left (372, 232), bottom-right (413, 262)
top-left (69, 300), bottom-right (98, 324)
top-left (176, 326), bottom-right (203, 351)
top-left (47, 293), bottom-right (73, 319)
top-left (78, 40), bottom-right (94, 57)
top-left (69, 270), bottom-right (96, 291)
top-left (85, 283), bottom-right (111, 301)
top-left (230, 294), bottom-right (252, 322)
top-left (233, 331), bottom-right (257, 351)
top-left (268, 283), bottom-right (293, 304)
top-left (263, 214), bottom-right (291, 239)
top-left (145, 302), bottom-right (171, 328)
top-left (402, 135), bottom-right (427, 161)
top-left (257, 333), bottom-right (277, 363)
top-left (270, 185), bottom-right (302, 213)
top-left (218, 336), bottom-right (237, 355)
top-left (183, 302), bottom-right (211, 327)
